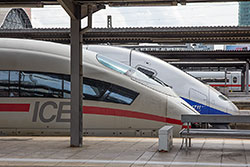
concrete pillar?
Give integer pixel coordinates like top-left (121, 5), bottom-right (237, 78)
top-left (70, 4), bottom-right (83, 147)
top-left (246, 60), bottom-right (249, 95)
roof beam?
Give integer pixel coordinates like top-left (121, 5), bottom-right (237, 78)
top-left (57, 1), bottom-right (105, 19)
top-left (3, 26), bottom-right (250, 44)
top-left (57, 0), bottom-right (78, 19)
top-left (108, 1), bottom-right (178, 6)
top-left (144, 50), bottom-right (250, 61)
top-left (0, 0), bottom-right (44, 7)
top-left (1, 0), bottom-right (250, 7)
top-left (81, 4), bottom-right (105, 18)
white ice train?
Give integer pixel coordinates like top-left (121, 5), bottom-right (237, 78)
top-left (187, 71), bottom-right (247, 92)
top-left (0, 38), bottom-right (198, 137)
top-left (84, 45), bottom-right (239, 115)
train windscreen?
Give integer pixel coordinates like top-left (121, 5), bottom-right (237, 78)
top-left (97, 55), bottom-right (162, 86)
top-left (97, 55), bottom-right (129, 74)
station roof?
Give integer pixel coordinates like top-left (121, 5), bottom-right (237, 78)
top-left (144, 50), bottom-right (250, 61)
top-left (1, 0), bottom-right (249, 7)
top-left (1, 27), bottom-right (250, 61)
top-left (1, 1), bottom-right (250, 63)
top-left (83, 26), bottom-right (250, 44)
top-left (1, 26), bottom-right (250, 44)
top-left (169, 61), bottom-right (247, 69)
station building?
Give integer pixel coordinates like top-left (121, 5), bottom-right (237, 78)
top-left (0, 8), bottom-right (31, 28)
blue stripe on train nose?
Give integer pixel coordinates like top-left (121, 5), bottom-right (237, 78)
top-left (181, 97), bottom-right (230, 115)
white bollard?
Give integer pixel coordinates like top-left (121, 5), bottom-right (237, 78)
top-left (158, 126), bottom-right (173, 152)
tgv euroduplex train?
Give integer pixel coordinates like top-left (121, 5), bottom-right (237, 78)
top-left (0, 38), bottom-right (199, 137)
top-left (84, 45), bottom-right (239, 116)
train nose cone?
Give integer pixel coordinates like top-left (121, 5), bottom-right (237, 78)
top-left (168, 96), bottom-right (199, 119)
top-left (167, 96), bottom-right (199, 137)
top-left (228, 102), bottom-right (239, 115)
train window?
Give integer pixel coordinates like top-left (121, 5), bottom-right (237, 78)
top-left (63, 75), bottom-right (71, 98)
top-left (20, 72), bottom-right (63, 98)
top-left (233, 77), bottom-right (237, 83)
top-left (63, 76), bottom-right (138, 105)
top-left (202, 78), bottom-right (229, 83)
top-left (83, 85), bottom-right (97, 96)
top-left (9, 71), bottom-right (19, 97)
top-left (103, 85), bottom-right (138, 105)
top-left (0, 70), bottom-right (139, 104)
top-left (83, 78), bottom-right (110, 100)
top-left (63, 77), bottom-right (110, 100)
top-left (0, 71), bottom-right (9, 97)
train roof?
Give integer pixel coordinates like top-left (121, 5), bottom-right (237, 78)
top-left (0, 38), bottom-right (70, 57)
top-left (0, 38), bottom-right (182, 98)
top-left (0, 38), bottom-right (102, 74)
top-left (0, 38), bottom-right (102, 63)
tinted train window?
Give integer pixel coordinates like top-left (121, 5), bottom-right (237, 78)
top-left (83, 78), bottom-right (110, 99)
top-left (0, 71), bottom-right (9, 97)
top-left (103, 85), bottom-right (138, 105)
top-left (0, 71), bottom-right (19, 97)
top-left (20, 72), bottom-right (63, 98)
top-left (86, 79), bottom-right (138, 105)
top-left (63, 77), bottom-right (110, 99)
top-left (63, 75), bottom-right (71, 98)
top-left (63, 77), bottom-right (138, 105)
top-left (0, 70), bottom-right (139, 105)
top-left (9, 71), bottom-right (19, 97)
top-left (202, 78), bottom-right (229, 83)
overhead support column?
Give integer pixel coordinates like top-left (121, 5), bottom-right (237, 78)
top-left (241, 67), bottom-right (245, 92)
top-left (80, 5), bottom-right (93, 35)
top-left (70, 4), bottom-right (82, 147)
top-left (246, 60), bottom-right (249, 95)
top-left (58, 0), bottom-right (83, 147)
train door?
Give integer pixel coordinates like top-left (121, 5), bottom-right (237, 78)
top-left (230, 73), bottom-right (240, 91)
top-left (227, 72), bottom-right (233, 91)
top-left (189, 88), bottom-right (208, 114)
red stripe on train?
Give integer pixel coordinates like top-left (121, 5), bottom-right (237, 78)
top-left (0, 103), bottom-right (182, 125)
top-left (0, 104), bottom-right (30, 112)
top-left (83, 106), bottom-right (183, 125)
top-left (210, 84), bottom-right (250, 87)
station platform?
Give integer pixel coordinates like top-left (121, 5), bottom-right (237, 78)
top-left (0, 136), bottom-right (250, 167)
